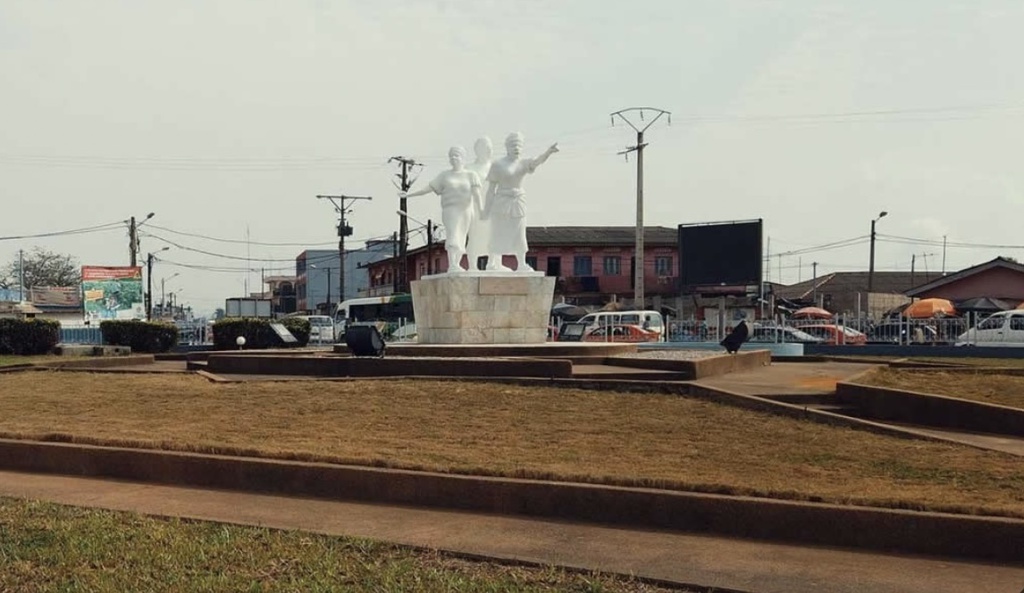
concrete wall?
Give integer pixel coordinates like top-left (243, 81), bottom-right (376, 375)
top-left (1, 438), bottom-right (1021, 563)
top-left (836, 381), bottom-right (1024, 436)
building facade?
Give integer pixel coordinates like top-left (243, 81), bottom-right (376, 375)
top-left (295, 239), bottom-right (397, 313)
top-left (906, 257), bottom-right (1024, 303)
top-left (364, 226), bottom-right (680, 307)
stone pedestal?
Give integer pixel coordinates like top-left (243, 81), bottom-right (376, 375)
top-left (411, 272), bottom-right (556, 344)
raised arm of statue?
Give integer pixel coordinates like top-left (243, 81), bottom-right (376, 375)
top-left (530, 143), bottom-right (559, 170)
top-left (399, 185), bottom-right (436, 199)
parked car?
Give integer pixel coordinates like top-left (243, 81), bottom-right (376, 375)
top-left (748, 324), bottom-right (824, 344)
top-left (577, 310), bottom-right (665, 341)
top-left (866, 322), bottom-right (940, 345)
top-left (797, 324), bottom-right (867, 345)
top-left (583, 324), bottom-right (661, 343)
top-left (956, 311), bottom-right (1024, 346)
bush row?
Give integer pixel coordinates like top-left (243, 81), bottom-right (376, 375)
top-left (100, 320), bottom-right (179, 353)
top-left (0, 318), bottom-right (61, 355)
top-left (212, 317), bottom-right (310, 350)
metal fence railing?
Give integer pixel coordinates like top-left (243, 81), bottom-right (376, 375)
top-left (662, 313), bottom-right (996, 346)
top-left (59, 327), bottom-right (104, 344)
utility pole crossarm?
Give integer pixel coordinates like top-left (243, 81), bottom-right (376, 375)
top-left (317, 194), bottom-right (372, 308)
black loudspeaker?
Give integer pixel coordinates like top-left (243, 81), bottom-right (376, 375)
top-left (345, 323), bottom-right (386, 357)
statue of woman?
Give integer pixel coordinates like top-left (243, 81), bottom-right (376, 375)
top-left (400, 146), bottom-right (482, 273)
top-left (465, 136), bottom-right (494, 271)
top-left (482, 132), bottom-right (558, 272)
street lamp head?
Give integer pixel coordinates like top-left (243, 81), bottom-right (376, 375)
top-left (878, 211), bottom-right (888, 219)
top-left (145, 212), bottom-right (155, 220)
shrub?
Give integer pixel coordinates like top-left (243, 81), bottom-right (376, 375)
top-left (100, 320), bottom-right (179, 353)
top-left (212, 318), bottom-right (310, 350)
top-left (0, 318), bottom-right (60, 355)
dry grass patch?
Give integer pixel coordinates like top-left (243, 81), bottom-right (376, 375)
top-left (858, 367), bottom-right (1024, 410)
top-left (1, 372), bottom-right (1023, 518)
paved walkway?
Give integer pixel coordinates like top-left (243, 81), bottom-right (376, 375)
top-left (695, 361), bottom-right (876, 397)
top-left (2, 470), bottom-right (1021, 593)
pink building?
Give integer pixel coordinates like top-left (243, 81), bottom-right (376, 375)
top-left (907, 257), bottom-right (1024, 303)
top-left (365, 226), bottom-right (680, 306)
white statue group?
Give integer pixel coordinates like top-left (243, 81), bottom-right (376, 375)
top-left (400, 132), bottom-right (558, 274)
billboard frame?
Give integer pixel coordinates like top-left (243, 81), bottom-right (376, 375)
top-left (677, 219), bottom-right (763, 297)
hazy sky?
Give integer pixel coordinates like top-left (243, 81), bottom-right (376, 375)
top-left (3, 1), bottom-right (1024, 313)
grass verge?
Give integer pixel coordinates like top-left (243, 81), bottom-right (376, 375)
top-left (0, 497), bottom-right (686, 593)
top-left (1, 372), bottom-right (1022, 518)
top-left (0, 355), bottom-right (56, 367)
top-left (856, 367), bottom-right (1024, 410)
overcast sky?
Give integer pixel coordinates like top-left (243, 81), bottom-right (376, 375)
top-left (3, 1), bottom-right (1024, 314)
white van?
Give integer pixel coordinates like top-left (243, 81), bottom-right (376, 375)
top-left (956, 310), bottom-right (1024, 347)
top-left (294, 315), bottom-right (336, 344)
top-left (575, 310), bottom-right (665, 341)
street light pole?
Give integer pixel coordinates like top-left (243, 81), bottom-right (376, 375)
top-left (868, 210), bottom-right (888, 293)
top-left (146, 247), bottom-right (169, 321)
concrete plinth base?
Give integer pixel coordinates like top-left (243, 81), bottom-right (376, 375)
top-left (411, 272), bottom-right (555, 344)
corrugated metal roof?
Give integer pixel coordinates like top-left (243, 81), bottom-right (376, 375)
top-left (526, 226), bottom-right (678, 246)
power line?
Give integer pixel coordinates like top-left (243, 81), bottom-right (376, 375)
top-left (878, 233), bottom-right (1024, 250)
top-left (0, 220), bottom-right (125, 241)
top-left (145, 223), bottom-right (341, 247)
top-left (774, 235), bottom-right (870, 257)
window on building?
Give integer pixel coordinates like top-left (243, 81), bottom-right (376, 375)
top-left (655, 256), bottom-right (673, 276)
top-left (434, 258), bottom-right (440, 273)
top-left (603, 256), bottom-right (621, 275)
top-left (573, 255), bottom-right (593, 276)
top-left (525, 256), bottom-right (538, 271)
top-left (546, 256), bottom-right (561, 277)
top-left (477, 256), bottom-right (488, 271)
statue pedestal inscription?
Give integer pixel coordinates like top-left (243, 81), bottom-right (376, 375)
top-left (411, 272), bottom-right (555, 344)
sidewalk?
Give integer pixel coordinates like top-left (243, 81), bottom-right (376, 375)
top-left (1, 470), bottom-right (1021, 593)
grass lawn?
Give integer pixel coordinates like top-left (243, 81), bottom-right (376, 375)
top-left (0, 355), bottom-right (57, 367)
top-left (1, 372), bottom-right (1022, 519)
top-left (0, 498), bottom-right (684, 593)
top-left (857, 367), bottom-right (1024, 410)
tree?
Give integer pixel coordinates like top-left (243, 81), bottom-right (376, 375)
top-left (2, 248), bottom-right (81, 288)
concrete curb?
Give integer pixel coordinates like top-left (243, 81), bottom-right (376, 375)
top-left (0, 438), bottom-right (1021, 564)
top-left (836, 381), bottom-right (1024, 436)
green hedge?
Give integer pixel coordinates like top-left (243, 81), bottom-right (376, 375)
top-left (0, 318), bottom-right (60, 355)
top-left (212, 317), bottom-right (310, 350)
top-left (100, 320), bottom-right (179, 353)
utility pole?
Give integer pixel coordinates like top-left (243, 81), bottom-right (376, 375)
top-left (611, 107), bottom-right (671, 309)
top-left (18, 249), bottom-right (24, 303)
top-left (129, 217), bottom-right (138, 267)
top-left (145, 247), bottom-right (168, 321)
top-left (867, 210), bottom-right (888, 293)
top-left (812, 262), bottom-right (818, 305)
top-left (317, 194), bottom-right (372, 306)
top-left (389, 156), bottom-right (422, 294)
top-left (391, 231), bottom-right (399, 294)
top-left (426, 219), bottom-right (434, 275)
top-left (941, 235), bottom-right (947, 275)
top-left (128, 212), bottom-right (155, 267)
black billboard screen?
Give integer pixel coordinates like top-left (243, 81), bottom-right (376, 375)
top-left (678, 220), bottom-right (763, 293)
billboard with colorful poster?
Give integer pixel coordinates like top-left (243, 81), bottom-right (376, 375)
top-left (82, 266), bottom-right (145, 322)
